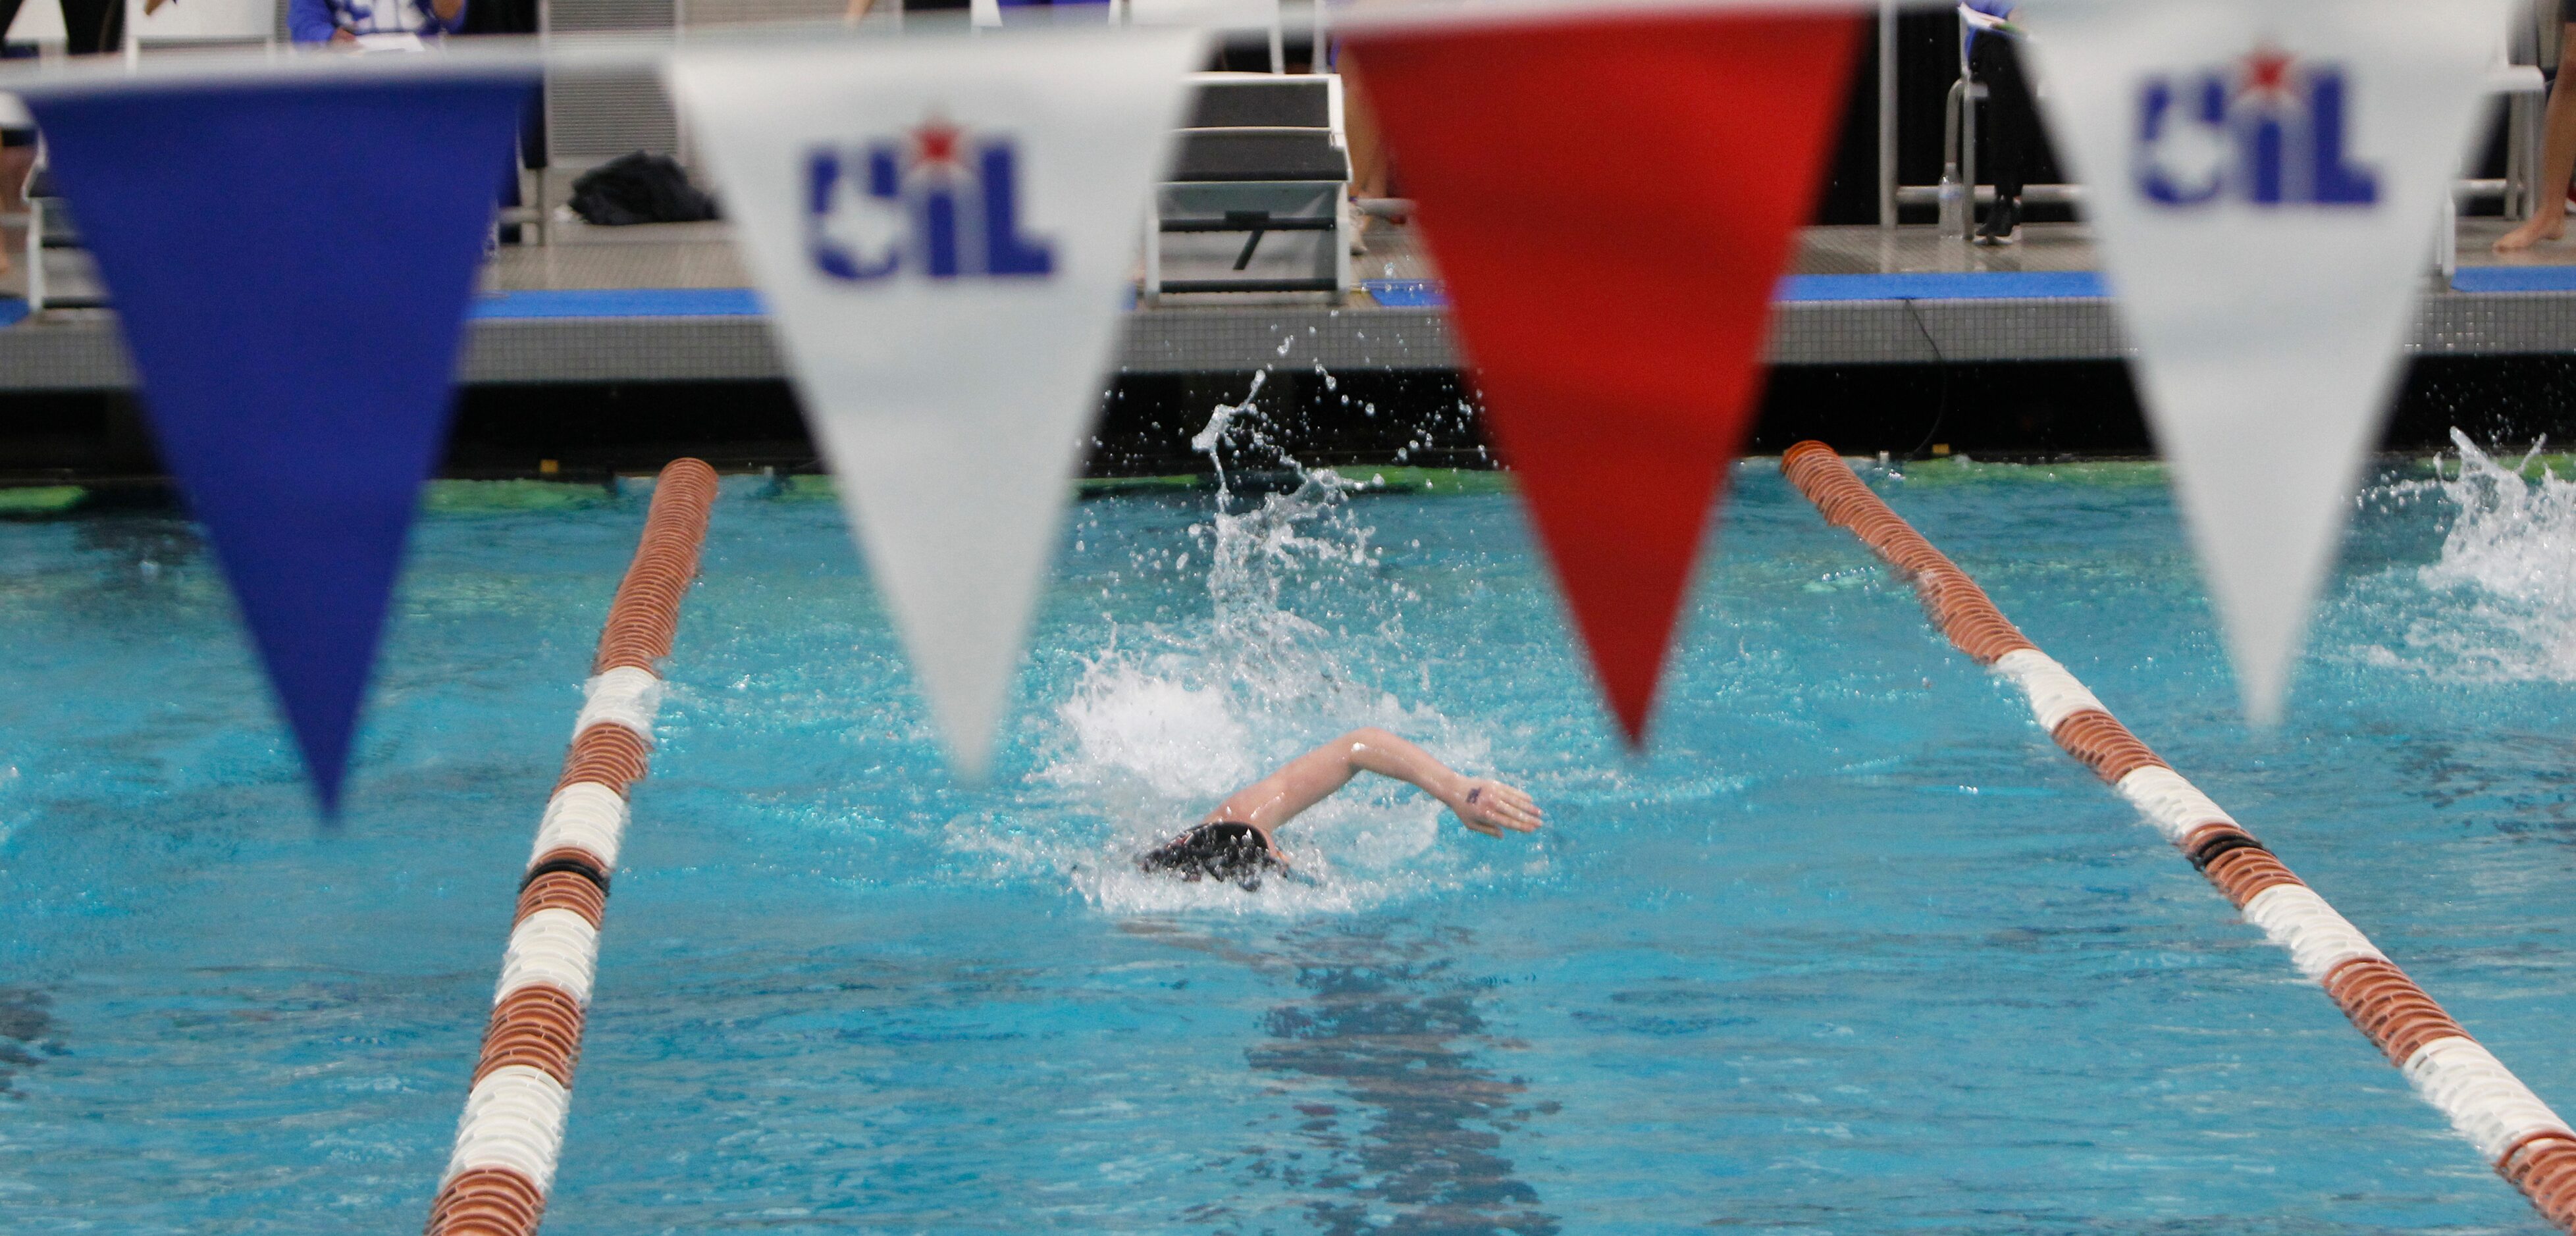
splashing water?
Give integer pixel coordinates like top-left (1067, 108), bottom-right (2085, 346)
top-left (957, 377), bottom-right (1508, 915)
top-left (2421, 432), bottom-right (2576, 604)
top-left (2359, 430), bottom-right (2576, 681)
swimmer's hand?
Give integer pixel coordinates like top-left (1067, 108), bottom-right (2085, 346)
top-left (1446, 778), bottom-right (1542, 837)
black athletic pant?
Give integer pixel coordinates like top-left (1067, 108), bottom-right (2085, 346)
top-left (1968, 33), bottom-right (2036, 207)
top-left (56, 0), bottom-right (122, 56)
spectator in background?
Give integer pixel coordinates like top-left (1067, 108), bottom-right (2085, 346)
top-left (1964, 0), bottom-right (2034, 246)
top-left (292, 0), bottom-right (467, 43)
top-left (6, 0), bottom-right (169, 274)
top-left (2498, 14), bottom-right (2576, 252)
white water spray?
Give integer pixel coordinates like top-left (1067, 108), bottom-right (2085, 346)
top-left (953, 376), bottom-right (1506, 915)
top-left (2357, 430), bottom-right (2576, 681)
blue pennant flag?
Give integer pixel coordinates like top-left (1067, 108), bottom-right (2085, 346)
top-left (26, 74), bottom-right (535, 811)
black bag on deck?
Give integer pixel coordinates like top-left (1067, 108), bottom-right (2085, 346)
top-left (568, 153), bottom-right (722, 226)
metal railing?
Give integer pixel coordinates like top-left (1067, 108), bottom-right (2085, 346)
top-left (1880, 4), bottom-right (2075, 238)
top-left (1874, 2), bottom-right (2549, 239)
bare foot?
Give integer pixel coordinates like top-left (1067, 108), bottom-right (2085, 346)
top-left (2495, 213), bottom-right (2566, 253)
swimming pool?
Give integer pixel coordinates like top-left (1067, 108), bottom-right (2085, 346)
top-left (4, 427), bottom-right (2575, 1233)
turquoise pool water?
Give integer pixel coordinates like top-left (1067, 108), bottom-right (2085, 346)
top-left (4, 434), bottom-right (2576, 1233)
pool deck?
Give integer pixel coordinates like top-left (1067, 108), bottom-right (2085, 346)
top-left (5, 217), bottom-right (2576, 390)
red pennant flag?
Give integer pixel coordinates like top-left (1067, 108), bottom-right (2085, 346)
top-left (1352, 12), bottom-right (1860, 744)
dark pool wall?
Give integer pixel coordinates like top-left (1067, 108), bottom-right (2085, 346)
top-left (3, 355), bottom-right (2576, 484)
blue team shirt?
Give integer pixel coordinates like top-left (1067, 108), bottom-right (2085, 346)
top-left (288, 0), bottom-right (467, 43)
top-left (1963, 0), bottom-right (2012, 55)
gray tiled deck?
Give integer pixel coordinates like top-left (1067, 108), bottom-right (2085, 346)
top-left (482, 220), bottom-right (750, 291)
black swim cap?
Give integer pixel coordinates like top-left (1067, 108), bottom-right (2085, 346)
top-left (1139, 821), bottom-right (1282, 890)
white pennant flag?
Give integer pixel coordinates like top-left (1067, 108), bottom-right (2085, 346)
top-left (2021, 0), bottom-right (2504, 723)
top-left (670, 29), bottom-right (1202, 777)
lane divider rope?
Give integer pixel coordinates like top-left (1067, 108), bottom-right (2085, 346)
top-left (1780, 440), bottom-right (2576, 1231)
top-left (423, 458), bottom-right (719, 1236)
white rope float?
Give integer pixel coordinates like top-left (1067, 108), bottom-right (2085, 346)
top-left (423, 458), bottom-right (718, 1236)
top-left (1782, 441), bottom-right (2576, 1231)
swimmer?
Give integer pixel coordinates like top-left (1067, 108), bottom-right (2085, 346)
top-left (1139, 727), bottom-right (1542, 888)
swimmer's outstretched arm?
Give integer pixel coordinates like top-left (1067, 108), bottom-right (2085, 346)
top-left (1203, 728), bottom-right (1543, 854)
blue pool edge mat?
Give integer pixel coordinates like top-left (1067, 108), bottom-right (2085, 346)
top-left (2450, 265), bottom-right (2576, 294)
top-left (470, 288), bottom-right (766, 319)
top-left (1361, 279), bottom-right (1447, 307)
top-left (1361, 272), bottom-right (2109, 310)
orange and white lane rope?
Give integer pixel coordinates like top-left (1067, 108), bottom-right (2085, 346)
top-left (1781, 441), bottom-right (2576, 1231)
top-left (422, 458), bottom-right (719, 1236)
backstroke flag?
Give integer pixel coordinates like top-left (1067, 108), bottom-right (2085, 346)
top-left (2018, 0), bottom-right (2504, 723)
top-left (24, 74), bottom-right (536, 811)
top-left (1349, 11), bottom-right (1860, 744)
top-left (668, 30), bottom-right (1200, 778)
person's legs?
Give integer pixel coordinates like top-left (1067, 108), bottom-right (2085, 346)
top-left (57, 0), bottom-right (122, 55)
top-left (2498, 24), bottom-right (2576, 252)
top-left (1342, 51), bottom-right (1388, 201)
top-left (1972, 34), bottom-right (2032, 243)
top-left (0, 4), bottom-right (28, 278)
top-left (1339, 47), bottom-right (1388, 255)
top-left (0, 136), bottom-right (31, 278)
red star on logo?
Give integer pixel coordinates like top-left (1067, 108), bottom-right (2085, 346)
top-left (910, 117), bottom-right (964, 171)
top-left (2242, 45), bottom-right (2294, 100)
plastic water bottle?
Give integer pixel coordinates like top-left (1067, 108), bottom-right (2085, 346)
top-left (1937, 171), bottom-right (1966, 236)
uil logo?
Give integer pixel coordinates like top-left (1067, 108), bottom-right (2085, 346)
top-left (806, 116), bottom-right (1057, 282)
top-left (2135, 45), bottom-right (2379, 209)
